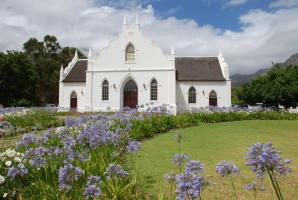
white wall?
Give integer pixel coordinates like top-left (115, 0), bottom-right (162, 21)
top-left (87, 69), bottom-right (176, 113)
top-left (176, 80), bottom-right (231, 113)
top-left (92, 24), bottom-right (173, 70)
top-left (59, 82), bottom-right (86, 112)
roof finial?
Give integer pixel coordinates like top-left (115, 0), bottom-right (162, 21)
top-left (123, 15), bottom-right (127, 25)
top-left (218, 49), bottom-right (223, 57)
top-left (88, 48), bottom-right (92, 58)
top-left (135, 12), bottom-right (139, 25)
top-left (170, 47), bottom-right (175, 55)
top-left (74, 49), bottom-right (78, 59)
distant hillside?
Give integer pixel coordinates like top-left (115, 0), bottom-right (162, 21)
top-left (231, 53), bottom-right (298, 87)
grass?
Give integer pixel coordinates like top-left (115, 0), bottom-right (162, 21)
top-left (135, 120), bottom-right (298, 200)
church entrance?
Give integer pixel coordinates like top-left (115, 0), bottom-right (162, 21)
top-left (70, 91), bottom-right (77, 110)
top-left (123, 80), bottom-right (138, 108)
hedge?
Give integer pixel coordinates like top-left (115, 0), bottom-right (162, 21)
top-left (130, 112), bottom-right (298, 140)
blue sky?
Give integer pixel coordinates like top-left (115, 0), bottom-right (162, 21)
top-left (1, 0), bottom-right (298, 74)
top-left (144, 0), bottom-right (272, 31)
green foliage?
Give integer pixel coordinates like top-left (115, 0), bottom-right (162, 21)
top-left (130, 112), bottom-right (298, 140)
top-left (23, 35), bottom-right (85, 105)
top-left (238, 65), bottom-right (298, 108)
top-left (0, 51), bottom-right (38, 107)
top-left (5, 110), bottom-right (63, 132)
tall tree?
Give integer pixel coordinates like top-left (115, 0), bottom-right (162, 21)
top-left (0, 51), bottom-right (38, 106)
top-left (23, 35), bottom-right (84, 104)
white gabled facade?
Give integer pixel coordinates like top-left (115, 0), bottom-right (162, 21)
top-left (59, 14), bottom-right (231, 114)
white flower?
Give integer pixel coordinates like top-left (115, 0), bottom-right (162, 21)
top-left (14, 157), bottom-right (22, 163)
top-left (3, 193), bottom-right (8, 197)
top-left (0, 175), bottom-right (5, 185)
top-left (5, 149), bottom-right (16, 158)
top-left (5, 160), bottom-right (11, 167)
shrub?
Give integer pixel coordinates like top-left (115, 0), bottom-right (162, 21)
top-left (5, 109), bottom-right (63, 132)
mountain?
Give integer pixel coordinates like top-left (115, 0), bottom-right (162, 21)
top-left (231, 53), bottom-right (298, 87)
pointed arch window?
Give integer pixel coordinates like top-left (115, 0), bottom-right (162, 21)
top-left (102, 80), bottom-right (109, 101)
top-left (150, 79), bottom-right (158, 101)
top-left (125, 43), bottom-right (135, 62)
top-left (188, 87), bottom-right (196, 104)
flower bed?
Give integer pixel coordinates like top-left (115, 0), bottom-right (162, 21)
top-left (0, 111), bottom-right (141, 199)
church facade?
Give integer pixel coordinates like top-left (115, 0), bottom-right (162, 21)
top-left (59, 15), bottom-right (231, 114)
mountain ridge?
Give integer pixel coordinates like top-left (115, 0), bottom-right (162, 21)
top-left (231, 53), bottom-right (298, 87)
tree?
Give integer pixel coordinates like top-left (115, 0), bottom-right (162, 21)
top-left (23, 35), bottom-right (85, 104)
top-left (238, 65), bottom-right (298, 108)
top-left (0, 51), bottom-right (38, 106)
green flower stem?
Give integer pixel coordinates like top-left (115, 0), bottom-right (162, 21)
top-left (230, 176), bottom-right (238, 200)
top-left (271, 171), bottom-right (284, 200)
top-left (266, 168), bottom-right (279, 200)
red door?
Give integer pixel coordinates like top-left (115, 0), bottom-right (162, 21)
top-left (70, 97), bottom-right (77, 109)
top-left (124, 92), bottom-right (138, 108)
top-left (209, 98), bottom-right (217, 106)
top-left (123, 80), bottom-right (138, 108)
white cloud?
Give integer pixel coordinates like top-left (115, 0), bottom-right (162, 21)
top-left (269, 0), bottom-right (298, 8)
top-left (0, 0), bottom-right (298, 75)
top-left (224, 0), bottom-right (248, 7)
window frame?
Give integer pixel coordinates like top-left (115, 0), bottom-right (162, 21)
top-left (125, 43), bottom-right (135, 63)
top-left (150, 79), bottom-right (158, 101)
top-left (102, 80), bottom-right (109, 101)
top-left (188, 87), bottom-right (196, 104)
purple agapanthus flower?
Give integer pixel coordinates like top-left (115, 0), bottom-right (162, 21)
top-left (84, 184), bottom-right (101, 199)
top-left (216, 160), bottom-right (239, 177)
top-left (172, 153), bottom-right (189, 167)
top-left (126, 140), bottom-right (140, 153)
top-left (104, 164), bottom-right (128, 179)
top-left (185, 160), bottom-right (204, 175)
top-left (58, 164), bottom-right (84, 191)
top-left (30, 157), bottom-right (47, 168)
top-left (175, 173), bottom-right (203, 200)
top-left (83, 176), bottom-right (101, 199)
top-left (17, 133), bottom-right (38, 147)
top-left (7, 163), bottom-right (28, 178)
top-left (246, 142), bottom-right (291, 179)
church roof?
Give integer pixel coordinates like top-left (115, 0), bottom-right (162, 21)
top-left (175, 57), bottom-right (225, 81)
top-left (63, 57), bottom-right (225, 82)
top-left (63, 60), bottom-right (87, 82)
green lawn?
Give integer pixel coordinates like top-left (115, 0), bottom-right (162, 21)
top-left (134, 120), bottom-right (298, 200)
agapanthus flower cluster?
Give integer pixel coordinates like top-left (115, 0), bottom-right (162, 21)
top-left (175, 172), bottom-right (204, 200)
top-left (104, 164), bottom-right (129, 179)
top-left (172, 153), bottom-right (189, 167)
top-left (216, 160), bottom-right (239, 177)
top-left (17, 133), bottom-right (38, 147)
top-left (185, 160), bottom-right (204, 175)
top-left (7, 163), bottom-right (28, 178)
top-left (77, 123), bottom-right (119, 148)
top-left (126, 140), bottom-right (140, 153)
top-left (246, 142), bottom-right (291, 178)
top-left (174, 160), bottom-right (205, 200)
top-left (58, 163), bottom-right (84, 191)
top-left (83, 176), bottom-right (101, 199)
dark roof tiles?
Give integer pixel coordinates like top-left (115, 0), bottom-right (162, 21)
top-left (63, 60), bottom-right (87, 82)
top-left (175, 57), bottom-right (225, 81)
top-left (63, 57), bottom-right (226, 82)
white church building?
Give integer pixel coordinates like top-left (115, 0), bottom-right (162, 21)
top-left (59, 15), bottom-right (231, 114)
